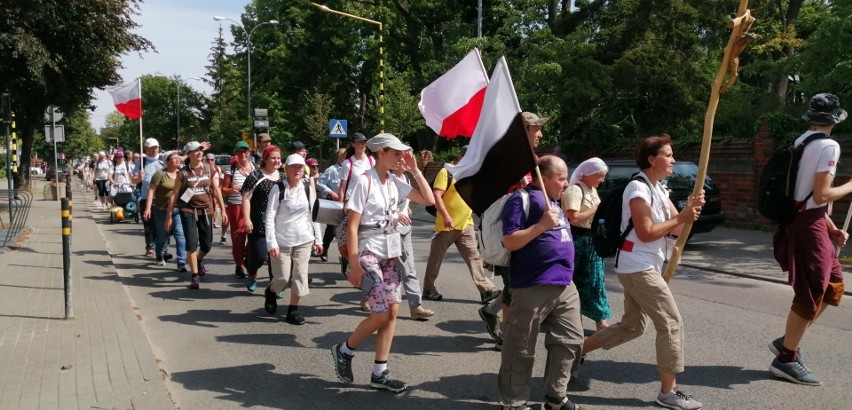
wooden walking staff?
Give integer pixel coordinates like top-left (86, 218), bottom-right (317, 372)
top-left (834, 204), bottom-right (852, 257)
top-left (663, 0), bottom-right (755, 283)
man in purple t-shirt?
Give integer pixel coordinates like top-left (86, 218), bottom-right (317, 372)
top-left (497, 156), bottom-right (582, 410)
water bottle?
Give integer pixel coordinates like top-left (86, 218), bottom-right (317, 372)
top-left (597, 218), bottom-right (607, 238)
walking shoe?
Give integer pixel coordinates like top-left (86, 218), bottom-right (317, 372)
top-left (478, 305), bottom-right (501, 342)
top-left (155, 257), bottom-right (166, 267)
top-left (410, 305), bottom-right (434, 321)
top-left (423, 289), bottom-right (443, 301)
top-left (162, 252), bottom-right (173, 262)
top-left (494, 334), bottom-right (503, 351)
top-left (480, 288), bottom-right (501, 304)
top-left (198, 263), bottom-right (207, 276)
top-left (177, 264), bottom-right (188, 273)
top-left (276, 291), bottom-right (284, 299)
top-left (320, 254), bottom-right (328, 262)
top-left (264, 286), bottom-right (277, 315)
top-left (369, 369), bottom-right (407, 393)
top-left (501, 404), bottom-right (533, 410)
top-left (144, 249), bottom-right (154, 257)
top-left (769, 357), bottom-right (822, 386)
top-left (768, 336), bottom-right (803, 361)
top-left (655, 388), bottom-right (703, 410)
top-left (285, 310), bottom-right (306, 325)
top-left (219, 236), bottom-right (226, 244)
top-left (246, 277), bottom-right (257, 292)
top-left (544, 395), bottom-right (580, 410)
top-left (234, 265), bottom-right (247, 279)
top-left (331, 343), bottom-right (354, 383)
top-left (188, 275), bottom-right (200, 289)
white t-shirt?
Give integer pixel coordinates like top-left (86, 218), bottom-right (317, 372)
top-left (265, 181), bottom-right (321, 249)
top-left (616, 172), bottom-right (671, 274)
top-left (109, 162), bottom-right (130, 185)
top-left (794, 130), bottom-right (839, 210)
top-left (339, 156), bottom-right (374, 200)
top-left (346, 168), bottom-right (412, 258)
top-left (95, 160), bottom-right (110, 180)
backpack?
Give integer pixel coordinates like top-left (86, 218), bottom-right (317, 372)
top-left (425, 171), bottom-right (454, 217)
top-left (478, 189), bottom-right (529, 267)
top-left (757, 132), bottom-right (828, 225)
top-left (591, 175), bottom-right (652, 260)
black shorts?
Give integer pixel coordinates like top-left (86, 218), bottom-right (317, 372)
top-left (179, 210), bottom-right (212, 253)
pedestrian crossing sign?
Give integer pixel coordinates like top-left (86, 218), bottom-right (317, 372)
top-left (329, 119), bottom-right (347, 138)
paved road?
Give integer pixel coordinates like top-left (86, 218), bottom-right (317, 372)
top-left (88, 191), bottom-right (852, 409)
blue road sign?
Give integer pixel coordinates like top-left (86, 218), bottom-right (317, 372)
top-left (329, 119), bottom-right (348, 138)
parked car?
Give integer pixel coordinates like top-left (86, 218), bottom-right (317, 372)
top-left (214, 155), bottom-right (232, 174)
top-left (44, 164), bottom-right (70, 181)
top-left (583, 159), bottom-right (725, 236)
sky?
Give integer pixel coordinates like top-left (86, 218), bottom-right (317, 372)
top-left (89, 0), bottom-right (250, 132)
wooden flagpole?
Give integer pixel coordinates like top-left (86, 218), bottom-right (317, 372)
top-left (663, 0), bottom-right (755, 283)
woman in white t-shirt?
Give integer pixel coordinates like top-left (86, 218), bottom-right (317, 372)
top-left (335, 132), bottom-right (375, 275)
top-left (262, 154), bottom-right (322, 325)
top-left (580, 134), bottom-right (706, 409)
top-left (330, 133), bottom-right (434, 393)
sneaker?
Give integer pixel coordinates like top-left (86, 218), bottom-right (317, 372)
top-left (246, 277), bottom-right (257, 292)
top-left (480, 288), bottom-right (501, 304)
top-left (213, 223), bottom-right (220, 228)
top-left (188, 275), bottom-right (200, 289)
top-left (410, 306), bottom-right (434, 321)
top-left (655, 388), bottom-right (703, 410)
top-left (423, 289), bottom-right (443, 301)
top-left (494, 335), bottom-right (503, 351)
top-left (544, 395), bottom-right (579, 410)
top-left (769, 357), bottom-right (822, 386)
top-left (198, 263), bottom-right (207, 276)
top-left (264, 286), bottom-right (277, 315)
top-left (234, 265), bottom-right (247, 279)
top-left (768, 336), bottom-right (803, 361)
top-left (219, 236), bottom-right (226, 244)
top-left (501, 404), bottom-right (533, 410)
top-left (330, 344), bottom-right (354, 384)
top-left (155, 258), bottom-right (166, 267)
top-left (162, 252), bottom-right (173, 262)
top-left (478, 305), bottom-right (501, 342)
top-left (285, 311), bottom-right (306, 325)
top-left (177, 264), bottom-right (188, 273)
top-left (320, 254), bottom-right (328, 262)
top-left (369, 369), bottom-right (407, 393)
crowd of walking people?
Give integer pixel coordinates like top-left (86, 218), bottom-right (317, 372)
top-left (78, 93), bottom-right (848, 410)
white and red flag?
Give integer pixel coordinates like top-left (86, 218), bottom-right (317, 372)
top-left (106, 79), bottom-right (142, 120)
top-left (418, 49), bottom-right (489, 138)
top-left (444, 56), bottom-right (535, 215)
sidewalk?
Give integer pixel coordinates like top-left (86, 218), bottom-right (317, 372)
top-left (0, 179), bottom-right (173, 409)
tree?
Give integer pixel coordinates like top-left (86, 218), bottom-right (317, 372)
top-left (0, 0), bottom-right (152, 188)
top-left (32, 107), bottom-right (105, 163)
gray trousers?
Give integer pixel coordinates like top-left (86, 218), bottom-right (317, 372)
top-left (498, 283), bottom-right (583, 406)
top-left (399, 230), bottom-right (422, 310)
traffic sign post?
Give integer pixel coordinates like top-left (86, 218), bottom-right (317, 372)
top-left (329, 119), bottom-right (348, 150)
top-left (45, 106), bottom-right (63, 197)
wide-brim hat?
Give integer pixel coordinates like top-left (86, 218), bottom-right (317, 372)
top-left (366, 133), bottom-right (411, 152)
top-left (802, 93), bottom-right (848, 125)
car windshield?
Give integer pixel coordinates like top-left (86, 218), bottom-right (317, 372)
top-left (662, 162), bottom-right (716, 190)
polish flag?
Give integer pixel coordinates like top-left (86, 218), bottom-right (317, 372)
top-left (106, 79), bottom-right (142, 120)
top-left (418, 49), bottom-right (489, 139)
top-left (445, 57), bottom-right (535, 216)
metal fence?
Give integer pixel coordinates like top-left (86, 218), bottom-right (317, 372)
top-left (0, 188), bottom-right (33, 250)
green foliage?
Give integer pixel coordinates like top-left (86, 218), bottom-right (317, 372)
top-left (763, 110), bottom-right (803, 144)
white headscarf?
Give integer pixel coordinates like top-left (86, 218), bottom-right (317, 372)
top-left (570, 157), bottom-right (608, 186)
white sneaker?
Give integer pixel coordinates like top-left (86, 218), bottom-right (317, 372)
top-left (656, 389), bottom-right (703, 410)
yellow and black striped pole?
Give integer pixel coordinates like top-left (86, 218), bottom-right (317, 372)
top-left (378, 20), bottom-right (384, 133)
top-left (10, 111), bottom-right (17, 176)
top-left (61, 197), bottom-right (74, 319)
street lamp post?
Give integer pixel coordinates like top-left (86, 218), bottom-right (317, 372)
top-left (213, 16), bottom-right (279, 127)
top-left (177, 76), bottom-right (203, 149)
top-left (310, 3), bottom-right (384, 133)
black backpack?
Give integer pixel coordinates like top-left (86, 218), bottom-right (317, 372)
top-left (591, 175), bottom-right (652, 261)
top-left (757, 132), bottom-right (828, 225)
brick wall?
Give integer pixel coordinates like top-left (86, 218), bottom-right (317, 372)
top-left (678, 119), bottom-right (851, 227)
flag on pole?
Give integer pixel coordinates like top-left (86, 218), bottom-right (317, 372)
top-left (444, 57), bottom-right (535, 215)
top-left (418, 49), bottom-right (489, 138)
top-left (106, 79), bottom-right (142, 120)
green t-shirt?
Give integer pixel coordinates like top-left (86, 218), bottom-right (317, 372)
top-left (150, 170), bottom-right (177, 210)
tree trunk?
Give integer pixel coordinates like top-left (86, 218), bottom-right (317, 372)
top-left (13, 126), bottom-right (33, 191)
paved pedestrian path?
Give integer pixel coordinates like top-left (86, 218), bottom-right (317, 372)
top-left (0, 179), bottom-right (173, 409)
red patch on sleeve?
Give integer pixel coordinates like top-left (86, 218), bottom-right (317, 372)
top-left (828, 160), bottom-right (836, 167)
top-left (621, 240), bottom-right (634, 252)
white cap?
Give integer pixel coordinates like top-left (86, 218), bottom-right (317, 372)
top-left (285, 153), bottom-right (306, 167)
top-left (366, 133), bottom-right (411, 152)
top-left (144, 138), bottom-right (160, 148)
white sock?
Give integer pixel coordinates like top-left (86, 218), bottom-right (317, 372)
top-left (485, 297), bottom-right (502, 315)
top-left (340, 343), bottom-right (355, 356)
top-left (372, 362), bottom-right (387, 377)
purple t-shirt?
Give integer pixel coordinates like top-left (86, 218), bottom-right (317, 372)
top-left (502, 186), bottom-right (574, 289)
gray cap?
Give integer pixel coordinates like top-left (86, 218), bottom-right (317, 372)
top-left (351, 132), bottom-right (367, 142)
top-left (182, 141), bottom-right (203, 154)
top-left (366, 133), bottom-right (411, 152)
